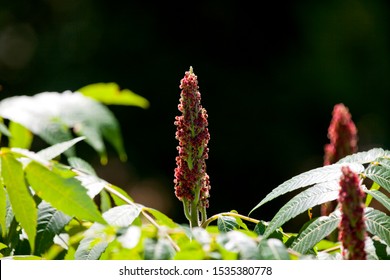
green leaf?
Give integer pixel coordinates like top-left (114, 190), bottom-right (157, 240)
top-left (337, 148), bottom-right (386, 164)
top-left (1, 153), bottom-right (37, 252)
top-left (0, 121), bottom-right (11, 137)
top-left (364, 165), bottom-right (390, 193)
top-left (217, 216), bottom-right (238, 233)
top-left (217, 231), bottom-right (259, 260)
top-left (99, 189), bottom-right (112, 213)
top-left (74, 223), bottom-right (110, 260)
top-left (108, 185), bottom-right (134, 206)
top-left (250, 163), bottom-right (363, 214)
top-left (263, 180), bottom-right (340, 239)
top-left (365, 182), bottom-right (381, 207)
top-left (0, 92), bottom-right (127, 162)
top-left (376, 157), bottom-right (390, 169)
top-left (25, 161), bottom-right (105, 224)
top-left (290, 210), bottom-right (341, 254)
top-left (146, 208), bottom-right (178, 228)
top-left (78, 83), bottom-right (149, 108)
top-left (68, 157), bottom-right (97, 175)
top-left (364, 207), bottom-right (390, 247)
top-left (37, 137), bottom-right (85, 161)
top-left (34, 201), bottom-right (72, 255)
top-left (363, 187), bottom-right (390, 212)
top-left (103, 205), bottom-right (141, 227)
top-left (9, 121), bottom-right (33, 149)
top-left (0, 182), bottom-right (6, 237)
top-left (258, 238), bottom-right (290, 260)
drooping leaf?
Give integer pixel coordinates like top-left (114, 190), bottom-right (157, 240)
top-left (217, 216), bottom-right (238, 233)
top-left (250, 163), bottom-right (363, 214)
top-left (107, 184), bottom-right (134, 206)
top-left (364, 207), bottom-right (390, 247)
top-left (99, 189), bottom-right (112, 213)
top-left (263, 180), bottom-right (340, 239)
top-left (258, 238), bottom-right (290, 260)
top-left (78, 82), bottom-right (149, 108)
top-left (364, 165), bottom-right (390, 193)
top-left (34, 201), bottom-right (72, 255)
top-left (0, 91), bottom-right (127, 162)
top-left (363, 187), bottom-right (390, 212)
top-left (25, 161), bottom-right (105, 224)
top-left (1, 153), bottom-right (37, 252)
top-left (37, 137), bottom-right (85, 161)
top-left (290, 210), bottom-right (341, 254)
top-left (9, 121), bottom-right (33, 149)
top-left (338, 148), bottom-right (386, 164)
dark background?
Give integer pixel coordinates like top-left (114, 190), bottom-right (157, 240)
top-left (1, 0), bottom-right (390, 230)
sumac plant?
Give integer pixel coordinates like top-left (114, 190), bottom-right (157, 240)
top-left (0, 71), bottom-right (389, 260)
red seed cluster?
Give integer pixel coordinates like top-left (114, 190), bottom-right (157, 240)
top-left (338, 166), bottom-right (367, 260)
top-left (174, 67), bottom-right (210, 207)
top-left (324, 103), bottom-right (358, 166)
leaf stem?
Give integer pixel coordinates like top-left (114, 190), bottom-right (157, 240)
top-left (201, 212), bottom-right (260, 228)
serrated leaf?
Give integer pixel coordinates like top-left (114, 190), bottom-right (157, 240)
top-left (25, 161), bottom-right (105, 224)
top-left (103, 205), bottom-right (141, 226)
top-left (34, 201), bottom-right (72, 255)
top-left (259, 238), bottom-right (290, 260)
top-left (1, 153), bottom-right (37, 252)
top-left (364, 207), bottom-right (390, 247)
top-left (146, 208), bottom-right (177, 228)
top-left (78, 83), bottom-right (149, 108)
top-left (68, 157), bottom-right (96, 176)
top-left (75, 174), bottom-right (106, 198)
top-left (338, 148), bottom-right (386, 164)
top-left (263, 180), bottom-right (340, 239)
top-left (74, 223), bottom-right (109, 260)
top-left (217, 216), bottom-right (238, 233)
top-left (37, 137), bottom-right (85, 161)
top-left (291, 210), bottom-right (341, 254)
top-left (376, 157), bottom-right (390, 169)
top-left (250, 163), bottom-right (363, 214)
top-left (9, 121), bottom-right (33, 149)
top-left (364, 165), bottom-right (390, 193)
top-left (0, 91), bottom-right (127, 162)
top-left (363, 187), bottom-right (390, 212)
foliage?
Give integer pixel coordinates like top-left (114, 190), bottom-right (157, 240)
top-left (0, 83), bottom-right (389, 260)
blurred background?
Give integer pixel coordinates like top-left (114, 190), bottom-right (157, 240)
top-left (1, 0), bottom-right (390, 230)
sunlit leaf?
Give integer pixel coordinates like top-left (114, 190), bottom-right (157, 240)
top-left (338, 148), bottom-right (386, 164)
top-left (37, 137), bottom-right (85, 161)
top-left (217, 216), bottom-right (238, 233)
top-left (364, 165), bottom-right (390, 193)
top-left (258, 238), bottom-right (290, 260)
top-left (146, 208), bottom-right (177, 228)
top-left (217, 231), bottom-right (259, 260)
top-left (78, 82), bottom-right (149, 108)
top-left (25, 161), bottom-right (105, 224)
top-left (0, 179), bottom-right (6, 237)
top-left (74, 223), bottom-right (110, 260)
top-left (365, 207), bottom-right (390, 247)
top-left (103, 205), bottom-right (141, 226)
top-left (1, 153), bottom-right (37, 251)
top-left (0, 91), bottom-right (127, 162)
top-left (9, 121), bottom-right (33, 149)
top-left (290, 210), bottom-right (340, 254)
top-left (363, 187), bottom-right (390, 212)
top-left (250, 163), bottom-right (363, 214)
top-left (263, 180), bottom-right (340, 239)
top-left (0, 121), bottom-right (11, 137)
top-left (68, 156), bottom-right (97, 175)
